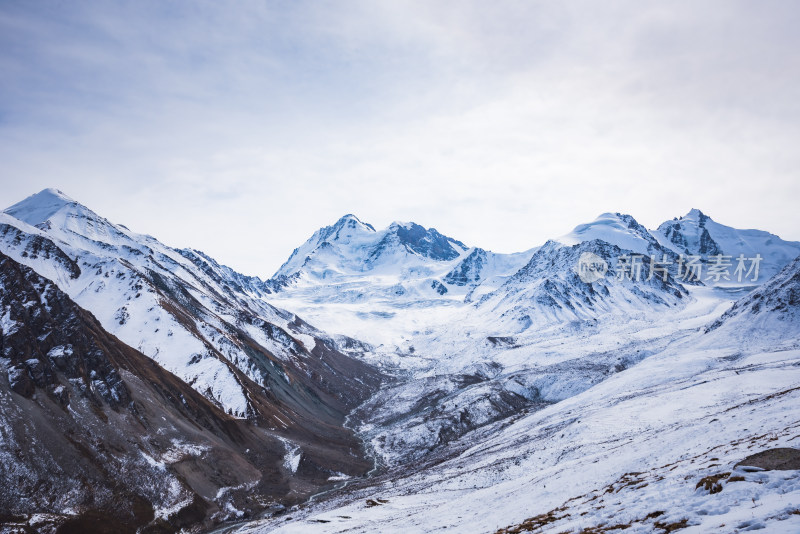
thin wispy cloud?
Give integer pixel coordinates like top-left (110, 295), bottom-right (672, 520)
top-left (1, 0), bottom-right (798, 275)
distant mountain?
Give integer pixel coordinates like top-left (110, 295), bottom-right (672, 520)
top-left (273, 214), bottom-right (468, 281)
top-left (477, 235), bottom-right (689, 332)
top-left (264, 214), bottom-right (532, 347)
top-left (443, 246), bottom-right (536, 302)
top-left (655, 209), bottom-right (800, 283)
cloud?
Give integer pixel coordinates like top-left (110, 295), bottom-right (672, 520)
top-left (0, 0), bottom-right (798, 275)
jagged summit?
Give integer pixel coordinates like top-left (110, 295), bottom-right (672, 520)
top-left (273, 215), bottom-right (469, 279)
top-left (654, 209), bottom-right (800, 282)
top-left (336, 213), bottom-right (374, 228)
top-left (324, 213), bottom-right (377, 240)
top-left (3, 188), bottom-right (78, 227)
top-left (684, 208), bottom-right (708, 221)
top-left (376, 221), bottom-right (467, 262)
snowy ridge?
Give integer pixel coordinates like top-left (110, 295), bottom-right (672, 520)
top-left (476, 236), bottom-right (689, 332)
top-left (706, 253), bottom-right (800, 338)
top-left (557, 212), bottom-right (664, 255)
top-left (0, 190), bottom-right (381, 423)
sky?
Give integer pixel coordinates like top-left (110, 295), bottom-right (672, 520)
top-left (1, 0), bottom-right (799, 277)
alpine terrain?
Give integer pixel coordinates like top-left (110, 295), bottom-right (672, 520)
top-left (2, 190), bottom-right (799, 533)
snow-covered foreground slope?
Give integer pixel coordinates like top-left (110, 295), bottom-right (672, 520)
top-left (232, 297), bottom-right (800, 533)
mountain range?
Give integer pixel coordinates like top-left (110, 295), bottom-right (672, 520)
top-left (1, 188), bottom-right (799, 533)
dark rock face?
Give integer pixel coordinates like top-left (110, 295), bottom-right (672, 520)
top-left (393, 223), bottom-right (464, 261)
top-left (0, 252), bottom-right (380, 532)
top-left (444, 248), bottom-right (487, 286)
top-left (431, 280), bottom-right (448, 295)
top-left (0, 223), bottom-right (81, 279)
top-left (7, 364), bottom-right (34, 396)
top-left (697, 227), bottom-right (722, 256)
top-left (736, 448), bottom-right (800, 471)
top-left (659, 210), bottom-right (723, 257)
top-left (661, 221), bottom-right (689, 251)
top-left (368, 222), bottom-right (466, 263)
top-left (0, 253), bottom-right (130, 408)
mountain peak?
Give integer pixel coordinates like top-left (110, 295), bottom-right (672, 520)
top-left (684, 208), bottom-right (710, 224)
top-left (333, 213), bottom-right (375, 232)
top-left (3, 188), bottom-right (79, 227)
top-left (323, 214), bottom-right (376, 242)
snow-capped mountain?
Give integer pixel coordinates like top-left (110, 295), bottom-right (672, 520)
top-left (254, 208), bottom-right (800, 493)
top-left (476, 235), bottom-right (688, 333)
top-left (0, 251), bottom-right (329, 531)
top-left (274, 215), bottom-right (468, 280)
top-left (1, 189), bottom-right (380, 415)
top-left (0, 189), bottom-right (384, 529)
top-left (462, 211), bottom-right (740, 335)
top-left (557, 211), bottom-right (665, 255)
top-left (655, 208), bottom-right (800, 283)
top-left (266, 214), bottom-right (533, 349)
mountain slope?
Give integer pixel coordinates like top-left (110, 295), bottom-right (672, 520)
top-left (477, 235), bottom-right (689, 332)
top-left (1, 189), bottom-right (382, 414)
top-left (0, 190), bottom-right (385, 528)
top-left (0, 251), bottom-right (374, 532)
top-left (265, 215), bottom-right (534, 351)
top-left (705, 253), bottom-right (800, 340)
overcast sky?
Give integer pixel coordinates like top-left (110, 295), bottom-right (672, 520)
top-left (1, 1), bottom-right (798, 276)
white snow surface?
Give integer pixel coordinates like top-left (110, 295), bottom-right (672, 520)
top-left (235, 323), bottom-right (800, 533)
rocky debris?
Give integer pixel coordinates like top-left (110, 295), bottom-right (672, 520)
top-left (736, 448), bottom-right (800, 471)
